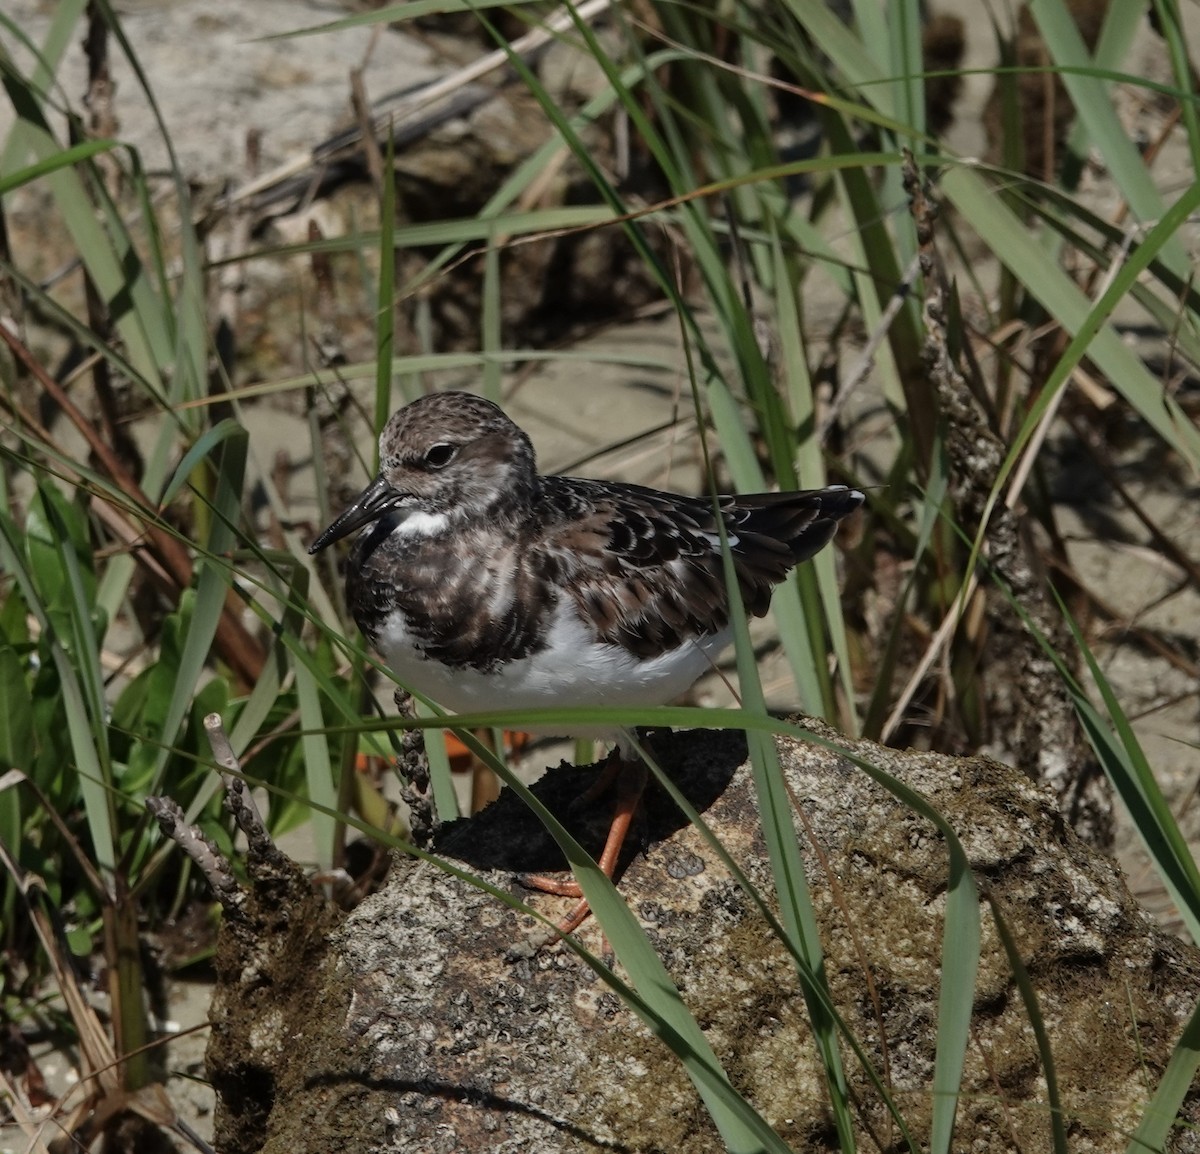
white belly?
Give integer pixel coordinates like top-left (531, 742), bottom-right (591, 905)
top-left (375, 601), bottom-right (730, 729)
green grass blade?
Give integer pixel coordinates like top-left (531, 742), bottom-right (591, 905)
top-left (448, 729), bottom-right (795, 1154)
top-left (0, 64), bottom-right (168, 389)
top-left (941, 163), bottom-right (1200, 469)
top-left (375, 131), bottom-right (397, 449)
top-left (35, 490), bottom-right (119, 869)
top-left (769, 228), bottom-right (858, 725)
top-left (778, 0), bottom-right (890, 111)
top-left (1147, 0), bottom-right (1200, 175)
top-left (0, 509), bottom-right (116, 882)
top-left (480, 237), bottom-right (502, 401)
top-left (417, 698), bottom-right (459, 822)
top-left (147, 427), bottom-right (249, 794)
top-left (0, 642), bottom-right (30, 928)
top-left (0, 643), bottom-right (33, 774)
top-left (1066, 633), bottom-right (1200, 943)
top-left (0, 137), bottom-right (118, 191)
top-left (863, 455), bottom-right (947, 739)
top-left (985, 895), bottom-right (1069, 1154)
top-left (294, 659), bottom-right (337, 871)
top-left (1029, 0), bottom-right (1184, 275)
top-left (841, 750), bottom-right (978, 1154)
top-left (166, 175), bottom-right (210, 412)
top-left (710, 471), bottom-right (855, 1145)
top-left (266, 0), bottom-right (542, 38)
top-left (0, 0), bottom-right (88, 160)
top-left (226, 634), bottom-right (289, 758)
top-left (1127, 993), bottom-right (1200, 1153)
top-left (984, 558), bottom-right (1200, 943)
top-left (626, 730), bottom-right (921, 1151)
top-left (158, 418), bottom-right (250, 508)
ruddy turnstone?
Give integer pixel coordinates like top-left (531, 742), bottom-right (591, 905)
top-left (310, 390), bottom-right (863, 931)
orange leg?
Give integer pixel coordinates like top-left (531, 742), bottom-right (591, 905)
top-left (521, 753), bottom-right (648, 935)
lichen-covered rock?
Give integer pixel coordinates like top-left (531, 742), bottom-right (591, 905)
top-left (207, 723), bottom-right (1200, 1153)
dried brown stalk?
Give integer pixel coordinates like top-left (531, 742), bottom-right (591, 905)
top-left (0, 323), bottom-right (267, 690)
top-left (903, 152), bottom-right (1112, 846)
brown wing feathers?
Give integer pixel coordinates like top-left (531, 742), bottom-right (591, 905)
top-left (545, 480), bottom-right (861, 657)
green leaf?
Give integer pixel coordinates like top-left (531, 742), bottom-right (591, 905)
top-left (0, 644), bottom-right (28, 932)
top-left (941, 163), bottom-right (1200, 470)
top-left (145, 425), bottom-right (249, 797)
top-left (29, 660), bottom-right (70, 795)
top-left (65, 926), bottom-right (94, 958)
top-left (1128, 993), bottom-right (1200, 1153)
top-left (985, 896), bottom-right (1068, 1154)
top-left (295, 661), bottom-right (337, 871)
top-left (120, 596), bottom-right (190, 795)
top-left (158, 418), bottom-right (252, 508)
top-left (712, 481), bottom-right (855, 1146)
top-left (0, 644), bottom-right (33, 772)
top-left (0, 581), bottom-right (30, 648)
top-left (0, 137), bottom-right (118, 193)
top-left (25, 484), bottom-right (97, 619)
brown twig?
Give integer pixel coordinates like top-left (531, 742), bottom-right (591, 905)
top-left (80, 4), bottom-right (143, 479)
top-left (210, 129), bottom-right (261, 428)
top-left (0, 195), bottom-right (20, 330)
top-left (82, 3), bottom-right (121, 197)
top-left (204, 712), bottom-right (292, 872)
top-left (0, 838), bottom-right (120, 1120)
top-left (901, 151), bottom-right (1112, 847)
top-left (395, 689), bottom-right (438, 848)
top-left (350, 68), bottom-right (385, 197)
top-left (0, 323), bottom-right (266, 689)
top-left (145, 796), bottom-right (244, 915)
top-left (146, 712), bottom-right (294, 912)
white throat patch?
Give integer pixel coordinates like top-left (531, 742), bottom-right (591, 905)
top-left (393, 509), bottom-right (451, 537)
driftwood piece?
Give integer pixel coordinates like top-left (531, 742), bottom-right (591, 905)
top-left (896, 155), bottom-right (1113, 851)
top-left (198, 722), bottom-right (1200, 1154)
top-left (218, 0), bottom-right (612, 225)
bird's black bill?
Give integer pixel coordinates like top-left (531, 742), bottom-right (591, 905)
top-left (309, 476), bottom-right (397, 554)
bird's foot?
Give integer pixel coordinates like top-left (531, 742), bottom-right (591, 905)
top-left (568, 745), bottom-right (625, 810)
top-left (518, 872), bottom-right (584, 899)
top-left (517, 875), bottom-right (592, 939)
top-left (518, 755), bottom-right (648, 936)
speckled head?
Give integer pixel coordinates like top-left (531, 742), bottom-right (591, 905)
top-left (308, 392), bottom-right (538, 553)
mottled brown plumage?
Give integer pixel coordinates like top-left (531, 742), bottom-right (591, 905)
top-left (311, 392), bottom-right (862, 679)
top-left (311, 390), bottom-right (863, 934)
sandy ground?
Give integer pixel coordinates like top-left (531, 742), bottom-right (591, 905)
top-left (1, 0), bottom-right (438, 177)
top-left (4, 0), bottom-right (1200, 1149)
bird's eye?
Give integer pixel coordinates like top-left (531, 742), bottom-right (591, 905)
top-left (423, 442), bottom-right (458, 469)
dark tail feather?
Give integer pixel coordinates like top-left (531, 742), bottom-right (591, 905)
top-left (732, 486), bottom-right (863, 565)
